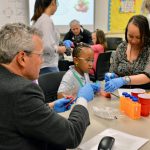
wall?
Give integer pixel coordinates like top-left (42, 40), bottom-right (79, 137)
top-left (0, 0), bottom-right (29, 28)
top-left (95, 0), bottom-right (108, 32)
top-left (0, 0), bottom-right (124, 38)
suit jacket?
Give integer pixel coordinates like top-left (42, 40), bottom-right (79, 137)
top-left (0, 65), bottom-right (90, 150)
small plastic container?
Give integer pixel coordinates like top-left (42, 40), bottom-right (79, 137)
top-left (124, 93), bottom-right (131, 116)
top-left (119, 92), bottom-right (127, 112)
top-left (129, 97), bottom-right (141, 119)
top-left (120, 93), bottom-right (141, 119)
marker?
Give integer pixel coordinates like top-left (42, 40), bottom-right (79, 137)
top-left (65, 96), bottom-right (75, 108)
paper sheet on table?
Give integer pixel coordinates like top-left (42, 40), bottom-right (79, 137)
top-left (118, 88), bottom-right (132, 97)
top-left (78, 128), bottom-right (149, 150)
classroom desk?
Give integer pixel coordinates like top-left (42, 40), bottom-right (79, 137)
top-left (61, 94), bottom-right (150, 150)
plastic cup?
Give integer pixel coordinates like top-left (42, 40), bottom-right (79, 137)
top-left (138, 94), bottom-right (150, 117)
top-left (131, 88), bottom-right (145, 98)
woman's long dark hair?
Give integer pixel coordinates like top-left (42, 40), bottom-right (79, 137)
top-left (125, 15), bottom-right (150, 46)
top-left (31, 0), bottom-right (53, 22)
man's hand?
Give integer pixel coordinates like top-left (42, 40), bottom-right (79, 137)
top-left (54, 98), bottom-right (72, 113)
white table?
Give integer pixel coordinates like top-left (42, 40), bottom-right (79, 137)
top-left (61, 94), bottom-right (150, 150)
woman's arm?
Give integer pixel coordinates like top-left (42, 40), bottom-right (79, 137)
top-left (129, 74), bottom-right (150, 85)
top-left (129, 49), bottom-right (150, 85)
top-left (41, 17), bottom-right (66, 54)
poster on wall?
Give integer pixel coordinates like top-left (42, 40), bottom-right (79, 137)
top-left (120, 0), bottom-right (136, 13)
top-left (108, 0), bottom-right (143, 33)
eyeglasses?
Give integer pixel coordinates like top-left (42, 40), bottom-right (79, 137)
top-left (78, 57), bottom-right (94, 63)
top-left (24, 50), bottom-right (44, 58)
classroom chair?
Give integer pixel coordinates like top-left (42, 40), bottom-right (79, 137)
top-left (90, 51), bottom-right (112, 81)
top-left (38, 71), bottom-right (66, 102)
top-left (106, 37), bottom-right (123, 51)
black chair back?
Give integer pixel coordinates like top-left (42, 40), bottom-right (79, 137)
top-left (38, 71), bottom-right (66, 102)
top-left (106, 37), bottom-right (123, 51)
top-left (58, 60), bottom-right (74, 71)
top-left (95, 52), bottom-right (112, 81)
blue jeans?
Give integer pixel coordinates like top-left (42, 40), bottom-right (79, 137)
top-left (40, 67), bottom-right (59, 75)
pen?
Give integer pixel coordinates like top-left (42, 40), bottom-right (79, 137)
top-left (100, 86), bottom-right (119, 98)
top-left (110, 93), bottom-right (119, 98)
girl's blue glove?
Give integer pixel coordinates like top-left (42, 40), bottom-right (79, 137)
top-left (63, 40), bottom-right (73, 48)
top-left (105, 72), bottom-right (118, 82)
top-left (77, 83), bottom-right (94, 102)
top-left (90, 81), bottom-right (101, 93)
top-left (54, 98), bottom-right (72, 113)
top-left (104, 77), bottom-right (126, 92)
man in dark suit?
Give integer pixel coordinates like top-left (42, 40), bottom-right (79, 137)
top-left (0, 23), bottom-right (97, 150)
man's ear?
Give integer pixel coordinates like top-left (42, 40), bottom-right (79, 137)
top-left (16, 51), bottom-right (27, 67)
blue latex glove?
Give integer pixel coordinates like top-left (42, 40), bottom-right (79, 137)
top-left (63, 40), bottom-right (73, 48)
top-left (77, 83), bottom-right (94, 102)
top-left (104, 72), bottom-right (118, 82)
top-left (105, 77), bottom-right (126, 92)
top-left (90, 81), bottom-right (101, 93)
top-left (54, 98), bottom-right (72, 113)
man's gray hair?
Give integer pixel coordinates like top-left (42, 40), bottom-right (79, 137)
top-left (69, 19), bottom-right (80, 27)
top-left (0, 23), bottom-right (42, 63)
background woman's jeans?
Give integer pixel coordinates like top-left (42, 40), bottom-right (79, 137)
top-left (40, 67), bottom-right (59, 75)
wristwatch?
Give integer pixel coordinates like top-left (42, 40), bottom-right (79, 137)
top-left (124, 76), bottom-right (131, 85)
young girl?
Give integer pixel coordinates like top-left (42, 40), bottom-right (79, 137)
top-left (90, 29), bottom-right (111, 98)
top-left (90, 29), bottom-right (107, 75)
top-left (57, 43), bottom-right (100, 99)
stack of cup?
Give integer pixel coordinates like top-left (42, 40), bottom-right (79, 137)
top-left (131, 88), bottom-right (145, 98)
top-left (131, 89), bottom-right (150, 117)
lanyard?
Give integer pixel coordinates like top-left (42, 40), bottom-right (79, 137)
top-left (72, 70), bottom-right (84, 87)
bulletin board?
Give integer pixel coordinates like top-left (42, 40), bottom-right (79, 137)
top-left (108, 0), bottom-right (143, 33)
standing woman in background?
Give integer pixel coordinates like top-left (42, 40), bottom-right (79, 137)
top-left (31, 0), bottom-right (67, 74)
